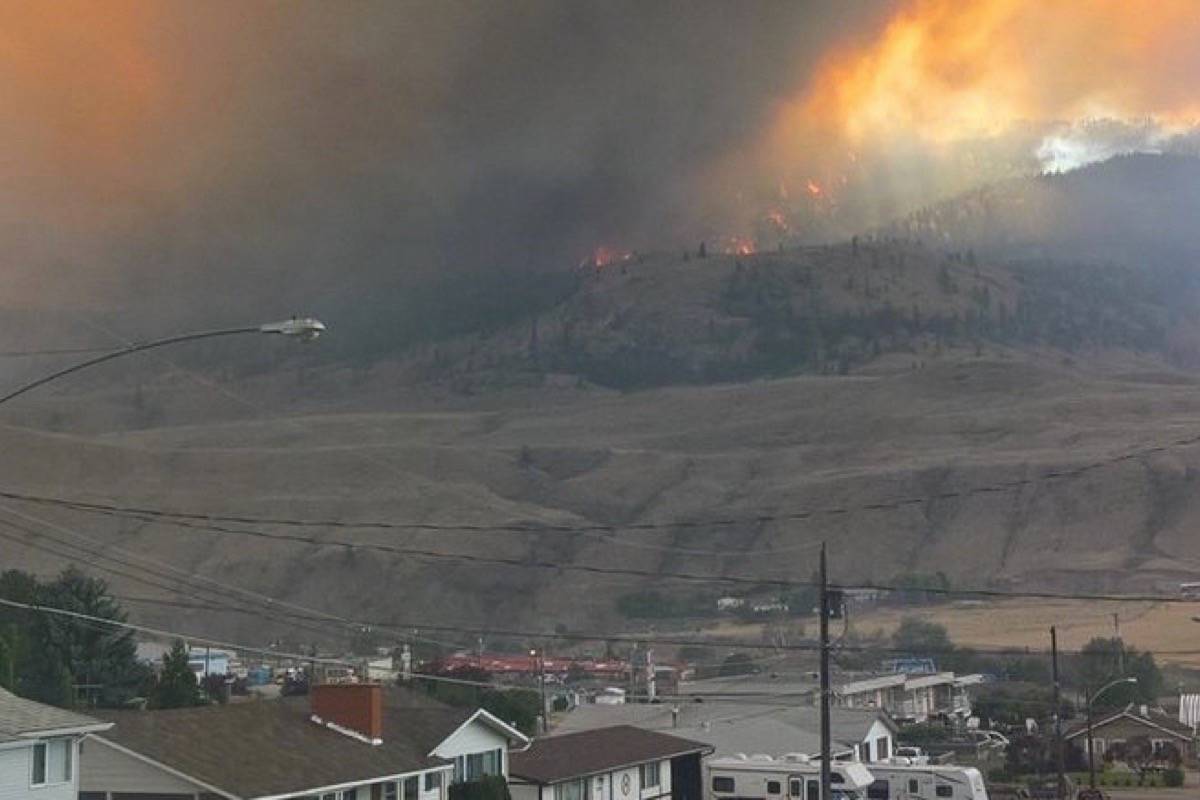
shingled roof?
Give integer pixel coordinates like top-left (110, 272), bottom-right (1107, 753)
top-left (92, 694), bottom-right (472, 799)
top-left (509, 725), bottom-right (711, 785)
top-left (1064, 704), bottom-right (1197, 741)
top-left (0, 687), bottom-right (111, 744)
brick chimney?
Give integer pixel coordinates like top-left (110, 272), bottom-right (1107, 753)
top-left (310, 683), bottom-right (384, 744)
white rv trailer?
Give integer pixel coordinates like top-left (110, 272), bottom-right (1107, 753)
top-left (706, 754), bottom-right (875, 800)
top-left (862, 760), bottom-right (989, 800)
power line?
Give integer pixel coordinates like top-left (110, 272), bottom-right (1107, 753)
top-left (0, 346), bottom-right (118, 358)
top-left (0, 522), bottom-right (349, 646)
top-left (1, 426), bottom-right (1191, 537)
top-left (26, 495), bottom-right (1200, 605)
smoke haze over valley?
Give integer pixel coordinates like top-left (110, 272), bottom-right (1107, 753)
top-left (10, 1), bottom-right (1200, 684)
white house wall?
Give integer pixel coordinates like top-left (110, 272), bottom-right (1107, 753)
top-left (0, 740), bottom-right (80, 800)
top-left (432, 720), bottom-right (512, 776)
top-left (80, 738), bottom-right (206, 797)
top-left (861, 719), bottom-right (895, 762)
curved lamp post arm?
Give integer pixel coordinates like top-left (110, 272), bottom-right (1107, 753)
top-left (0, 317), bottom-right (326, 407)
top-left (1090, 676), bottom-right (1138, 708)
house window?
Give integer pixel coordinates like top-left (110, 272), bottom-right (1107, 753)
top-left (554, 779), bottom-right (585, 800)
top-left (404, 776), bottom-right (420, 800)
top-left (29, 739), bottom-right (71, 786)
top-left (908, 780), bottom-right (918, 794)
top-left (425, 773), bottom-right (443, 792)
top-left (31, 742), bottom-right (47, 785)
top-left (482, 748), bottom-right (502, 776)
top-left (935, 786), bottom-right (953, 798)
top-left (342, 789), bottom-right (358, 800)
top-left (806, 781), bottom-right (818, 800)
top-left (711, 777), bottom-right (735, 793)
top-left (385, 783), bottom-right (399, 800)
top-left (866, 781), bottom-right (890, 800)
top-left (640, 762), bottom-right (661, 789)
top-left (875, 737), bottom-right (889, 760)
top-left (767, 781), bottom-right (782, 795)
top-left (790, 779), bottom-right (802, 797)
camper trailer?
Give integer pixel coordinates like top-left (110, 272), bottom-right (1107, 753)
top-left (862, 761), bottom-right (989, 800)
top-left (706, 754), bottom-right (875, 800)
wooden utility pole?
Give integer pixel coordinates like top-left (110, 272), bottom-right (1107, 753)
top-left (1051, 627), bottom-right (1066, 800)
top-left (819, 542), bottom-right (831, 800)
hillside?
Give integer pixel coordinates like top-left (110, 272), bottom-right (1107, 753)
top-left (897, 153), bottom-right (1200, 268)
top-left (8, 154), bottom-right (1200, 650)
top-left (389, 237), bottom-right (1200, 394)
top-left (7, 353), bottom-right (1200, 650)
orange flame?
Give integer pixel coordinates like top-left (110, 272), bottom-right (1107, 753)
top-left (805, 179), bottom-right (823, 197)
top-left (584, 246), bottom-right (633, 269)
top-left (722, 236), bottom-right (756, 256)
top-left (777, 0), bottom-right (1200, 149)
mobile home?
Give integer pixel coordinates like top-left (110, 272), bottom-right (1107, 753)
top-left (862, 762), bottom-right (988, 800)
top-left (707, 754), bottom-right (875, 800)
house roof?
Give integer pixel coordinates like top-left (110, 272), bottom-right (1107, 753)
top-left (838, 674), bottom-right (906, 694)
top-left (0, 687), bottom-right (111, 743)
top-left (509, 725), bottom-right (711, 785)
top-left (92, 694), bottom-right (473, 799)
top-left (905, 673), bottom-right (956, 690)
top-left (550, 702), bottom-right (896, 759)
top-left (437, 708), bottom-right (530, 751)
top-left (1064, 705), bottom-right (1197, 742)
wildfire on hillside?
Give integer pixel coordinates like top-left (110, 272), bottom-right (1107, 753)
top-left (721, 235), bottom-right (756, 256)
top-left (580, 246), bottom-right (634, 271)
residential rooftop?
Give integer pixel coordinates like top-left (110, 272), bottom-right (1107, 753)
top-left (0, 687), bottom-right (111, 743)
top-left (90, 689), bottom-right (471, 799)
top-left (510, 725), bottom-right (710, 785)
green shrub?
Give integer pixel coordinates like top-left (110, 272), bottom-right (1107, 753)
top-left (1164, 768), bottom-right (1184, 787)
top-left (449, 776), bottom-right (511, 800)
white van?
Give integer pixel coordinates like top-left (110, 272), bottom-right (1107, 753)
top-left (707, 754), bottom-right (875, 800)
top-left (862, 762), bottom-right (989, 800)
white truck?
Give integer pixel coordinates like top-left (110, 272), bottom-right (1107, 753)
top-left (706, 754), bottom-right (876, 800)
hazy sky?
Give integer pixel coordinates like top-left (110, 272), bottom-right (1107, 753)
top-left (3, 0), bottom-right (1199, 327)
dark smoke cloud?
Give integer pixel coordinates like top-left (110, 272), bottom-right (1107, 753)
top-left (1, 1), bottom-right (886, 334)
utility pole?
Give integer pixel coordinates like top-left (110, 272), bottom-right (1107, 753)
top-left (819, 542), bottom-right (831, 800)
top-left (538, 651), bottom-right (547, 732)
top-left (1051, 627), bottom-right (1065, 800)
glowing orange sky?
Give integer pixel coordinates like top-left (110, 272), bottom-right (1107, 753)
top-left (774, 0), bottom-right (1200, 151)
top-left (0, 2), bottom-right (170, 182)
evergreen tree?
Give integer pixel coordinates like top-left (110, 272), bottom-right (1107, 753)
top-left (150, 639), bottom-right (201, 709)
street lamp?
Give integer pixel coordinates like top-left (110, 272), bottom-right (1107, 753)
top-left (530, 648), bottom-right (547, 733)
top-left (0, 317), bottom-right (327, 407)
top-left (1085, 676), bottom-right (1138, 789)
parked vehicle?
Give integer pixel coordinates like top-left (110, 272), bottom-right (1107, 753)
top-left (863, 762), bottom-right (989, 800)
top-left (967, 730), bottom-right (1010, 748)
top-left (892, 747), bottom-right (929, 764)
top-left (707, 754), bottom-right (876, 800)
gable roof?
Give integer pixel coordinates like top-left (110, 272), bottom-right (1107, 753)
top-left (1064, 705), bottom-right (1196, 742)
top-left (0, 687), bottom-right (111, 743)
top-left (510, 725), bottom-right (711, 785)
top-left (434, 708), bottom-right (531, 753)
top-left (550, 701), bottom-right (896, 759)
top-left (93, 695), bottom-right (471, 799)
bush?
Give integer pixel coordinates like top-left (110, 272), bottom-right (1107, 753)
top-left (1164, 768), bottom-right (1184, 787)
top-left (449, 775), bottom-right (511, 800)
